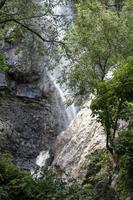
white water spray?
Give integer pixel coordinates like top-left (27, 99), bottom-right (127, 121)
top-left (36, 150), bottom-right (50, 167)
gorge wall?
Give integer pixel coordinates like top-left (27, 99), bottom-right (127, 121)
top-left (0, 28), bottom-right (69, 170)
top-left (52, 95), bottom-right (106, 181)
top-left (0, 0), bottom-right (106, 174)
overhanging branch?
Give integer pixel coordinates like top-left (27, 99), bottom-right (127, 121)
top-left (0, 18), bottom-right (64, 45)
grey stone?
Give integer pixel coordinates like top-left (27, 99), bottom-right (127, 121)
top-left (8, 69), bottom-right (40, 84)
top-left (0, 72), bottom-right (8, 89)
top-left (52, 97), bottom-right (106, 180)
top-left (126, 192), bottom-right (133, 200)
top-left (0, 92), bottom-right (63, 170)
top-left (16, 84), bottom-right (42, 99)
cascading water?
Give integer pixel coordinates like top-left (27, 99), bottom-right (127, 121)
top-left (48, 0), bottom-right (77, 126)
top-left (36, 150), bottom-right (50, 167)
top-left (48, 67), bottom-right (77, 127)
top-left (36, 0), bottom-right (77, 169)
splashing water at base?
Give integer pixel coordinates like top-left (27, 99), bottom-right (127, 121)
top-left (36, 150), bottom-right (50, 168)
top-left (31, 150), bottom-right (50, 178)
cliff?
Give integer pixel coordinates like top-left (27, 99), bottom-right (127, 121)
top-left (52, 95), bottom-right (106, 180)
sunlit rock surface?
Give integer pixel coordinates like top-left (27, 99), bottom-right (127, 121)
top-left (52, 95), bottom-right (106, 180)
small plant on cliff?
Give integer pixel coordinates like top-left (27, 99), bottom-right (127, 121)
top-left (83, 149), bottom-right (113, 186)
top-left (0, 53), bottom-right (8, 72)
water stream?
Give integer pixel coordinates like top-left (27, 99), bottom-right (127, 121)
top-left (36, 0), bottom-right (77, 169)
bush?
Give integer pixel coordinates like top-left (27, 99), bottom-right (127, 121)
top-left (114, 130), bottom-right (133, 200)
top-left (0, 154), bottom-right (96, 200)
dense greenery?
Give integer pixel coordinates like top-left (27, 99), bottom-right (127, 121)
top-left (64, 0), bottom-right (133, 199)
top-left (91, 57), bottom-right (133, 154)
top-left (90, 57), bottom-right (133, 199)
top-left (0, 154), bottom-right (96, 200)
top-left (0, 0), bottom-right (132, 199)
top-left (63, 0), bottom-right (133, 101)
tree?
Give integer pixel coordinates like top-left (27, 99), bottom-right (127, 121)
top-left (0, 0), bottom-right (68, 72)
top-left (63, 0), bottom-right (132, 101)
top-left (91, 57), bottom-right (133, 155)
top-left (0, 0), bottom-right (66, 48)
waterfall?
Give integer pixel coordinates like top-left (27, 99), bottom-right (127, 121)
top-left (36, 150), bottom-right (50, 167)
top-left (48, 67), bottom-right (77, 127)
top-left (31, 150), bottom-right (50, 178)
top-left (35, 0), bottom-right (77, 170)
top-left (49, 0), bottom-right (77, 126)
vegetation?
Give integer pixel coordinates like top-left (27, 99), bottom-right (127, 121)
top-left (91, 57), bottom-right (133, 155)
top-left (83, 149), bottom-right (113, 184)
top-left (0, 53), bottom-right (8, 71)
top-left (114, 129), bottom-right (133, 200)
top-left (0, 154), bottom-right (96, 200)
top-left (63, 0), bottom-right (133, 102)
top-left (64, 0), bottom-right (133, 199)
top-left (0, 0), bottom-right (64, 72)
top-left (0, 0), bottom-right (132, 199)
top-left (0, 0), bottom-right (61, 44)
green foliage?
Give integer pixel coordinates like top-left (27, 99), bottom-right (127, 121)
top-left (0, 154), bottom-right (96, 200)
top-left (0, 27), bottom-right (4, 41)
top-left (114, 129), bottom-right (133, 157)
top-left (63, 0), bottom-right (133, 101)
top-left (0, 0), bottom-right (59, 50)
top-left (6, 27), bottom-right (23, 44)
top-left (91, 57), bottom-right (133, 153)
top-left (0, 187), bottom-right (8, 200)
top-left (114, 129), bottom-right (133, 200)
top-left (0, 53), bottom-right (8, 71)
top-left (83, 149), bottom-right (113, 184)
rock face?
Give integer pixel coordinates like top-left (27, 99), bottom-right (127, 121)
top-left (0, 67), bottom-right (69, 170)
top-left (0, 40), bottom-right (67, 170)
top-left (0, 91), bottom-right (62, 170)
top-left (0, 29), bottom-right (69, 169)
top-left (0, 72), bottom-right (8, 89)
top-left (52, 95), bottom-right (106, 180)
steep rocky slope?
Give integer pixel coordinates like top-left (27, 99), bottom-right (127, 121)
top-left (0, 35), bottom-right (68, 169)
top-left (0, 70), bottom-right (65, 170)
top-left (52, 95), bottom-right (106, 180)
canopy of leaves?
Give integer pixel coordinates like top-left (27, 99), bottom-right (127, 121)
top-left (91, 56), bottom-right (133, 154)
top-left (63, 0), bottom-right (133, 101)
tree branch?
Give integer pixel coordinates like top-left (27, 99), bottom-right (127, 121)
top-left (0, 18), bottom-right (64, 45)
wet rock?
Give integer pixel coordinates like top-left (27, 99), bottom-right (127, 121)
top-left (8, 69), bottom-right (40, 83)
top-left (0, 94), bottom-right (62, 170)
top-left (16, 84), bottom-right (42, 99)
top-left (0, 72), bottom-right (8, 89)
